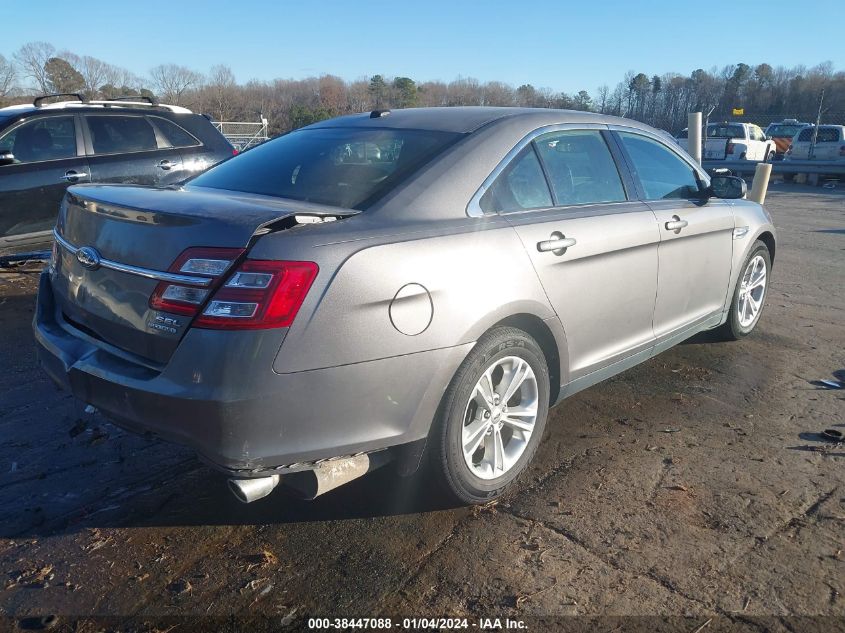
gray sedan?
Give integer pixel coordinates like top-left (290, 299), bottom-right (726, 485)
top-left (33, 107), bottom-right (775, 504)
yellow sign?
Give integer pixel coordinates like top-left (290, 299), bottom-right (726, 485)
top-left (732, 108), bottom-right (744, 116)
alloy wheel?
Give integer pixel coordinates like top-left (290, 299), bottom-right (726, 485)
top-left (461, 356), bottom-right (539, 480)
top-left (737, 254), bottom-right (767, 328)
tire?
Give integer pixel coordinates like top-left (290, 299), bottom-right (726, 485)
top-left (717, 240), bottom-right (771, 341)
top-left (783, 173), bottom-right (794, 183)
top-left (432, 326), bottom-right (550, 504)
top-left (766, 150), bottom-right (775, 162)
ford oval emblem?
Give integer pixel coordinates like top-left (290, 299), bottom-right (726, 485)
top-left (76, 246), bottom-right (101, 270)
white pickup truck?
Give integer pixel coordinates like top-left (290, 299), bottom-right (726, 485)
top-left (702, 122), bottom-right (776, 161)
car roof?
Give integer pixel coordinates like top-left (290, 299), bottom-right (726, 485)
top-left (302, 106), bottom-right (654, 135)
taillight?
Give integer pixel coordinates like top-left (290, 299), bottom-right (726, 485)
top-left (726, 141), bottom-right (735, 155)
top-left (149, 247), bottom-right (245, 316)
top-left (194, 260), bottom-right (318, 330)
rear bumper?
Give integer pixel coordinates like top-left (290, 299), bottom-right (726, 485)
top-left (33, 271), bottom-right (470, 476)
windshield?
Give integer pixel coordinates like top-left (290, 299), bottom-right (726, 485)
top-left (767, 124), bottom-right (804, 138)
top-left (189, 127), bottom-right (464, 210)
top-left (707, 124), bottom-right (745, 139)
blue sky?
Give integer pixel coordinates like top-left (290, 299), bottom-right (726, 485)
top-left (5, 0), bottom-right (842, 94)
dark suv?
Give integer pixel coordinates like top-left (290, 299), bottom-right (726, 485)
top-left (0, 94), bottom-right (234, 254)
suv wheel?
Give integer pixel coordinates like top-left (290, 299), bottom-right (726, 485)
top-left (432, 327), bottom-right (550, 504)
top-left (718, 240), bottom-right (771, 340)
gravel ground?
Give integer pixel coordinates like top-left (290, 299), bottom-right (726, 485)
top-left (0, 184), bottom-right (842, 632)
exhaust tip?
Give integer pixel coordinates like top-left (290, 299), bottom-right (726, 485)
top-left (228, 474), bottom-right (280, 504)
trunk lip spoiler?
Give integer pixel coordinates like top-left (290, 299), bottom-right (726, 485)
top-left (53, 230), bottom-right (214, 287)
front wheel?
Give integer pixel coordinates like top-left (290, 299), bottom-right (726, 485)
top-left (432, 327), bottom-right (550, 504)
top-left (717, 240), bottom-right (771, 340)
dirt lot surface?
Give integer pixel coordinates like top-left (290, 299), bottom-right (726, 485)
top-left (0, 184), bottom-right (843, 632)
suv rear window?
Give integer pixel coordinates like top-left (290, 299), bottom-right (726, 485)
top-left (189, 127), bottom-right (463, 209)
top-left (86, 115), bottom-right (158, 154)
top-left (797, 127), bottom-right (841, 142)
top-left (152, 117), bottom-right (200, 148)
top-left (767, 124), bottom-right (804, 138)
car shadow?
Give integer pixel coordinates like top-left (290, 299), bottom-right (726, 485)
top-left (1, 451), bottom-right (465, 538)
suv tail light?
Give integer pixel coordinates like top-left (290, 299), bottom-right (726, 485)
top-left (726, 141), bottom-right (735, 155)
top-left (194, 260), bottom-right (318, 330)
top-left (149, 247), bottom-right (245, 316)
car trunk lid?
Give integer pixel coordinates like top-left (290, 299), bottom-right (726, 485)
top-left (52, 184), bottom-right (354, 365)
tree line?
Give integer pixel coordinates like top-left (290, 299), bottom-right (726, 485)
top-left (1, 41), bottom-right (842, 135)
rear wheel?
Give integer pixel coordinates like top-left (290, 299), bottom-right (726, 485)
top-left (717, 240), bottom-right (771, 340)
top-left (766, 150), bottom-right (775, 162)
top-left (432, 327), bottom-right (550, 504)
top-left (783, 173), bottom-right (794, 183)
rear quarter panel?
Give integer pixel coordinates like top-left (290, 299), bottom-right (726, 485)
top-left (249, 217), bottom-right (558, 375)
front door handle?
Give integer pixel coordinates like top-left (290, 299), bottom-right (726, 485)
top-left (537, 232), bottom-right (576, 255)
top-left (665, 216), bottom-right (689, 233)
top-left (60, 170), bottom-right (89, 182)
top-left (157, 159), bottom-right (177, 171)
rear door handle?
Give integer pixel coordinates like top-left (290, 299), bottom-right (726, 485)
top-left (157, 159), bottom-right (177, 170)
top-left (60, 170), bottom-right (89, 182)
top-left (537, 232), bottom-right (576, 255)
top-left (665, 216), bottom-right (689, 232)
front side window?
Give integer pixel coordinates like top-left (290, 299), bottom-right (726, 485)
top-left (86, 115), bottom-right (158, 154)
top-left (479, 146), bottom-right (552, 213)
top-left (0, 116), bottom-right (76, 164)
top-left (618, 132), bottom-right (701, 200)
top-left (189, 127), bottom-right (463, 210)
top-left (533, 130), bottom-right (626, 206)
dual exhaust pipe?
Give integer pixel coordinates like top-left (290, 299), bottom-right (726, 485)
top-left (228, 452), bottom-right (388, 504)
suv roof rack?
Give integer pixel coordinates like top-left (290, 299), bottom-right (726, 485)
top-left (34, 93), bottom-right (88, 107)
top-left (106, 95), bottom-right (159, 106)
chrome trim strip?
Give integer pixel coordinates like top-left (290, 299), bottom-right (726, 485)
top-left (466, 123), bottom-right (608, 218)
top-left (53, 230), bottom-right (213, 287)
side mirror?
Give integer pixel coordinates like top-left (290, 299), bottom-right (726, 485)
top-left (0, 150), bottom-right (15, 166)
top-left (708, 175), bottom-right (746, 199)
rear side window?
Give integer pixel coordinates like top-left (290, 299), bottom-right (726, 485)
top-left (0, 116), bottom-right (76, 163)
top-left (797, 127), bottom-right (840, 142)
top-left (533, 130), bottom-right (626, 206)
top-left (768, 124), bottom-right (804, 138)
top-left (152, 117), bottom-right (200, 148)
top-left (618, 132), bottom-right (700, 200)
top-left (86, 115), bottom-right (158, 154)
top-left (479, 146), bottom-right (552, 213)
top-left (189, 127), bottom-right (463, 210)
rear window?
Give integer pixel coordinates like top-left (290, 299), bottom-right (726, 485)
top-left (797, 127), bottom-right (841, 142)
top-left (707, 124), bottom-right (745, 139)
top-left (151, 116), bottom-right (200, 148)
top-left (767, 124), bottom-right (804, 138)
top-left (189, 127), bottom-right (463, 209)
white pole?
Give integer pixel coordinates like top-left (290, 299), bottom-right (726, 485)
top-left (688, 112), bottom-right (702, 165)
top-left (748, 163), bottom-right (773, 204)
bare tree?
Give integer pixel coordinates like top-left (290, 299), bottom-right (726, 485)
top-left (14, 41), bottom-right (56, 93)
top-left (150, 64), bottom-right (204, 105)
top-left (0, 54), bottom-right (16, 98)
